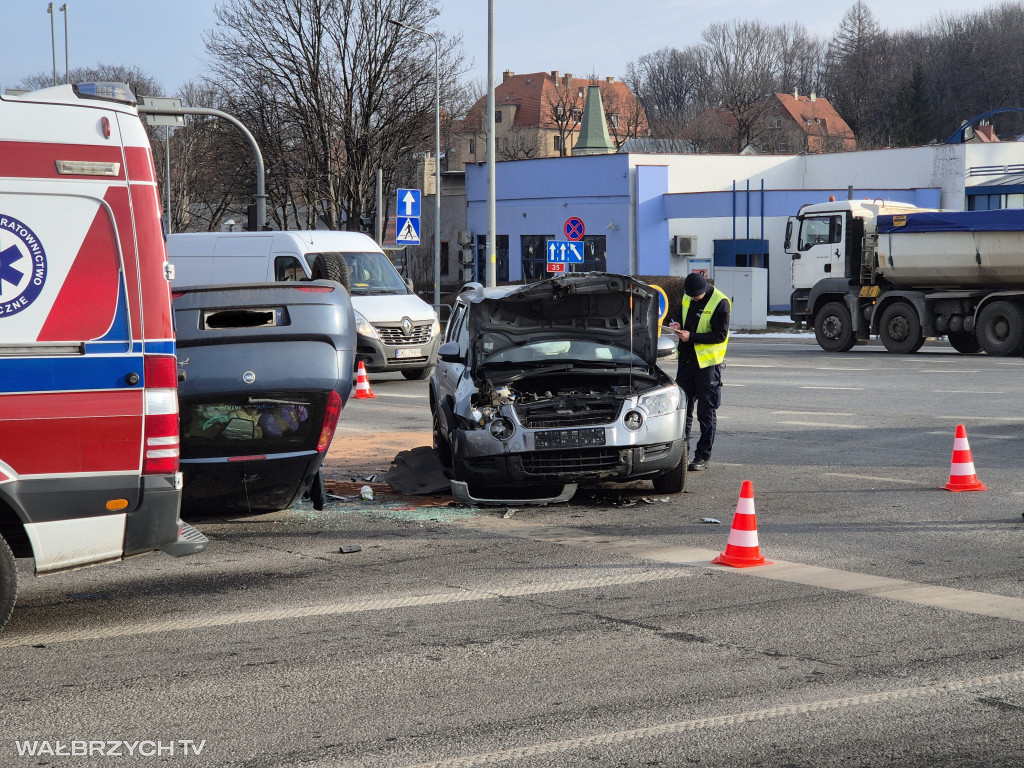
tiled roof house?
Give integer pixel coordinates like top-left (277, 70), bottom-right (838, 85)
top-left (450, 70), bottom-right (647, 168)
top-left (685, 90), bottom-right (856, 154)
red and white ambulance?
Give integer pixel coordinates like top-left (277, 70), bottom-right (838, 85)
top-left (0, 82), bottom-right (206, 632)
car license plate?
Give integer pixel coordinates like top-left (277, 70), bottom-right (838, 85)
top-left (535, 427), bottom-right (605, 449)
top-left (396, 347), bottom-right (421, 358)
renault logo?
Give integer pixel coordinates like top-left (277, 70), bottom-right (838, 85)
top-left (242, 371), bottom-right (256, 384)
top-left (401, 317), bottom-right (413, 337)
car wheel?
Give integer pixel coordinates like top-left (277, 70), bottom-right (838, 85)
top-left (652, 447), bottom-right (687, 494)
top-left (431, 404), bottom-right (453, 476)
top-left (878, 302), bottom-right (924, 354)
top-left (0, 534), bottom-right (17, 632)
top-left (976, 300), bottom-right (1024, 357)
top-left (947, 331), bottom-right (981, 354)
top-left (814, 301), bottom-right (856, 352)
top-left (402, 366), bottom-right (434, 381)
top-left (310, 253), bottom-right (351, 291)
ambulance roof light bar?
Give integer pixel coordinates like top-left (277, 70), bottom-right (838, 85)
top-left (72, 82), bottom-right (136, 106)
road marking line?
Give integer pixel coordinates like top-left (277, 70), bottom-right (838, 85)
top-left (934, 391), bottom-right (1005, 395)
top-left (466, 520), bottom-right (1024, 623)
top-left (398, 669), bottom-right (1024, 768)
top-left (778, 421), bottom-right (866, 429)
top-left (727, 363), bottom-right (773, 368)
top-left (773, 411), bottom-right (854, 417)
top-left (812, 367), bottom-right (871, 371)
top-left (0, 568), bottom-right (690, 648)
top-left (799, 386), bottom-right (864, 390)
top-left (822, 472), bottom-right (931, 486)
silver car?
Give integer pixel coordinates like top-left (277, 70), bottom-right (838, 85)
top-left (430, 273), bottom-right (686, 505)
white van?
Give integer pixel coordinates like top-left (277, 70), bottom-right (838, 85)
top-left (167, 230), bottom-right (440, 379)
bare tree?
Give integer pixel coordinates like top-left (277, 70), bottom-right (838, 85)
top-left (601, 84), bottom-right (648, 148)
top-left (498, 124), bottom-right (544, 160)
top-left (544, 76), bottom-right (585, 156)
top-left (699, 20), bottom-right (784, 152)
top-left (625, 47), bottom-right (705, 139)
top-left (206, 0), bottom-right (464, 232)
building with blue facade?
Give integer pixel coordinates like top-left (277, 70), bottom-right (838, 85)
top-left (464, 142), bottom-right (1024, 310)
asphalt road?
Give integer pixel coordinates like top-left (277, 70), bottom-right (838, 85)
top-left (2, 335), bottom-right (1023, 767)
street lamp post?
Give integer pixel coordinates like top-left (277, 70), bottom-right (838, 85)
top-left (59, 4), bottom-right (69, 84)
top-left (47, 3), bottom-right (56, 86)
top-left (388, 19), bottom-right (441, 312)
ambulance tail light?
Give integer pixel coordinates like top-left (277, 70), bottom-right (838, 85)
top-left (316, 390), bottom-right (343, 453)
top-left (143, 355), bottom-right (180, 475)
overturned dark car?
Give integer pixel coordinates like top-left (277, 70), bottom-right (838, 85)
top-left (430, 273), bottom-right (686, 505)
top-left (173, 282), bottom-right (355, 514)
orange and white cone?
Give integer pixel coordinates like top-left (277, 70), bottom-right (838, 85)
top-left (943, 424), bottom-right (986, 492)
top-left (712, 480), bottom-right (771, 568)
top-left (353, 361), bottom-right (376, 400)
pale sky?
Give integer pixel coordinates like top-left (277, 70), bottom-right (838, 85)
top-left (2, 0), bottom-right (1005, 96)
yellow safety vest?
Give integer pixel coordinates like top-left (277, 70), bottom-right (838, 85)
top-left (681, 287), bottom-right (731, 368)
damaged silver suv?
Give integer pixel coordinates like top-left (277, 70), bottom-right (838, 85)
top-left (430, 273), bottom-right (686, 505)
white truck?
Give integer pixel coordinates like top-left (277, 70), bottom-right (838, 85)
top-left (787, 199), bottom-right (1024, 355)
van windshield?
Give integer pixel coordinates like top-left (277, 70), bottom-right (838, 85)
top-left (309, 251), bottom-right (408, 295)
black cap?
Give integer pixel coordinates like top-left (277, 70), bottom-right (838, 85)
top-left (683, 272), bottom-right (708, 297)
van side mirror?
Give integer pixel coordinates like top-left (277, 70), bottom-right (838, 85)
top-left (784, 220), bottom-right (793, 252)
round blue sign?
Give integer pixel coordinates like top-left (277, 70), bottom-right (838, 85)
top-left (564, 217), bottom-right (585, 241)
top-left (0, 214), bottom-right (47, 318)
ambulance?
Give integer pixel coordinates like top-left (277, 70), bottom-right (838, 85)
top-left (0, 82), bottom-right (206, 632)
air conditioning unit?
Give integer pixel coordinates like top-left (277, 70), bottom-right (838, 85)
top-left (460, 267), bottom-right (475, 283)
top-left (459, 247), bottom-right (475, 265)
top-left (457, 229), bottom-right (473, 245)
top-left (673, 235), bottom-right (697, 256)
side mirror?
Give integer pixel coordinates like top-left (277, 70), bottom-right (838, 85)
top-left (438, 340), bottom-right (461, 363)
top-left (784, 219), bottom-right (793, 252)
top-left (657, 332), bottom-right (677, 359)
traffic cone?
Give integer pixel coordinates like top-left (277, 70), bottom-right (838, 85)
top-left (353, 361), bottom-right (376, 399)
top-left (943, 424), bottom-right (986, 492)
top-left (713, 480), bottom-right (771, 568)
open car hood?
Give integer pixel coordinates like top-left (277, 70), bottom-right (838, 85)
top-left (468, 273), bottom-right (661, 370)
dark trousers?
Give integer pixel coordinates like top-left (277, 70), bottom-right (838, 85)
top-left (675, 361), bottom-right (722, 462)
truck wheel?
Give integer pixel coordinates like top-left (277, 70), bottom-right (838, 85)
top-left (0, 534), bottom-right (17, 633)
top-left (401, 366), bottom-right (434, 381)
top-left (947, 331), bottom-right (981, 354)
top-left (310, 253), bottom-right (351, 291)
top-left (879, 303), bottom-right (924, 354)
top-left (652, 447), bottom-right (687, 494)
top-left (977, 301), bottom-right (1024, 357)
top-left (814, 302), bottom-right (856, 352)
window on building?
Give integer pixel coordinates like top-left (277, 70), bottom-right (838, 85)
top-left (553, 136), bottom-right (562, 151)
top-left (495, 110), bottom-right (503, 123)
top-left (476, 235), bottom-right (510, 282)
top-left (571, 108), bottom-right (582, 122)
top-left (468, 138), bottom-right (476, 155)
top-left (609, 113), bottom-right (619, 129)
top-left (580, 235), bottom-right (607, 272)
top-left (556, 105), bottom-right (565, 119)
top-left (521, 235), bottom-right (556, 280)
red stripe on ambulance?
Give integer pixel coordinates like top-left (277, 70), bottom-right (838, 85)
top-left (37, 203), bottom-right (122, 342)
top-left (0, 141), bottom-right (125, 180)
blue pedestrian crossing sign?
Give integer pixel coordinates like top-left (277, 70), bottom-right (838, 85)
top-left (546, 239), bottom-right (584, 263)
top-left (396, 216), bottom-right (420, 245)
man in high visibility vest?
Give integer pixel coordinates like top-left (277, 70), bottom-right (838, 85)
top-left (668, 272), bottom-right (731, 471)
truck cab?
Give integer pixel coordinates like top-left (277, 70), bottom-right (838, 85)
top-left (786, 200), bottom-right (922, 351)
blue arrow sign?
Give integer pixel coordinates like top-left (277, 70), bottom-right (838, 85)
top-left (545, 240), bottom-right (584, 263)
top-left (397, 188), bottom-right (421, 218)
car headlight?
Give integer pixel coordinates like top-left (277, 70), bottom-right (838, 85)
top-left (353, 310), bottom-right (378, 340)
top-left (430, 318), bottom-right (441, 337)
top-left (638, 386), bottom-right (681, 417)
top-left (488, 417), bottom-right (515, 440)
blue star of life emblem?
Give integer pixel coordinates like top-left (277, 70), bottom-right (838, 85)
top-left (0, 214), bottom-right (47, 317)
